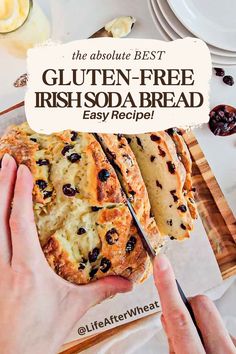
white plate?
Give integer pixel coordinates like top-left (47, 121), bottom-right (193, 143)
top-left (149, 0), bottom-right (236, 66)
top-left (151, 0), bottom-right (179, 40)
top-left (168, 0), bottom-right (236, 52)
top-left (148, 0), bottom-right (170, 41)
top-left (155, 0), bottom-right (236, 58)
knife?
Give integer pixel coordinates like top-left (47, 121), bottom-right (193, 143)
top-left (94, 133), bottom-right (204, 344)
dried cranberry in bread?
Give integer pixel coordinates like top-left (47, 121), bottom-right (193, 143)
top-left (166, 128), bottom-right (198, 220)
top-left (0, 123), bottom-right (162, 284)
top-left (97, 133), bottom-right (163, 242)
top-left (126, 132), bottom-right (195, 240)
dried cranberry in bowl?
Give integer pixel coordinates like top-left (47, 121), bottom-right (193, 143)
top-left (209, 105), bottom-right (236, 136)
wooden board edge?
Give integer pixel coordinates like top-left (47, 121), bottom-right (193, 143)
top-left (183, 130), bottom-right (236, 243)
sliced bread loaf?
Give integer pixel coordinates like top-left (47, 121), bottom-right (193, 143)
top-left (126, 132), bottom-right (195, 240)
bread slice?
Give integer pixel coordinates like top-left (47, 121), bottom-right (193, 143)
top-left (0, 123), bottom-right (162, 284)
top-left (97, 133), bottom-right (163, 242)
top-left (125, 132), bottom-right (195, 240)
top-left (166, 128), bottom-right (198, 220)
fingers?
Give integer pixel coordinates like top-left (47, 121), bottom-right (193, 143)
top-left (10, 164), bottom-right (44, 271)
top-left (0, 154), bottom-right (17, 264)
top-left (190, 295), bottom-right (236, 354)
top-left (161, 315), bottom-right (175, 354)
top-left (78, 276), bottom-right (133, 311)
top-left (153, 255), bottom-right (205, 354)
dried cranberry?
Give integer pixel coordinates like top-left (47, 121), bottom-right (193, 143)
top-left (89, 268), bottom-right (98, 278)
top-left (125, 236), bottom-right (137, 253)
top-left (106, 228), bottom-right (119, 245)
top-left (62, 184), bottom-right (77, 197)
top-left (43, 190), bottom-right (52, 199)
top-left (167, 127), bottom-right (182, 135)
top-left (77, 227), bottom-right (86, 235)
top-left (91, 206), bottom-right (102, 212)
top-left (119, 143), bottom-right (126, 149)
top-left (78, 262), bottom-right (86, 270)
top-left (67, 153), bottom-right (81, 163)
top-left (88, 247), bottom-right (100, 262)
top-left (136, 136), bottom-right (143, 148)
top-left (150, 155), bottom-right (156, 162)
top-left (167, 219), bottom-right (173, 226)
top-left (36, 179), bottom-right (47, 190)
top-left (170, 190), bottom-right (178, 202)
top-left (100, 258), bottom-right (111, 273)
top-left (166, 127), bottom-right (178, 136)
top-left (223, 75), bottom-right (234, 86)
top-left (178, 205), bottom-right (187, 212)
top-left (150, 134), bottom-right (161, 142)
top-left (158, 146), bottom-right (166, 157)
top-left (117, 134), bottom-right (123, 140)
top-left (214, 67), bottom-right (225, 77)
top-left (167, 161), bottom-right (176, 174)
top-left (71, 131), bottom-right (78, 141)
top-left (61, 145), bottom-right (73, 156)
top-left (98, 169), bottom-right (110, 182)
top-left (36, 159), bottom-right (49, 166)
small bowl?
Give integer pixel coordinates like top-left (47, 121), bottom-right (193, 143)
top-left (209, 104), bottom-right (236, 136)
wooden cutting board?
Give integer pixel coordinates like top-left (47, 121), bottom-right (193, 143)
top-left (59, 130), bottom-right (236, 354)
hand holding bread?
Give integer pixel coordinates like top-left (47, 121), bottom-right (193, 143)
top-left (0, 154), bottom-right (132, 354)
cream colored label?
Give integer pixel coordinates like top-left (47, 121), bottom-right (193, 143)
top-left (25, 38), bottom-right (212, 134)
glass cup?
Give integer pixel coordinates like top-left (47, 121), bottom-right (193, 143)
top-left (0, 0), bottom-right (51, 57)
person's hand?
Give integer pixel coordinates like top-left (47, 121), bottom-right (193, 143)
top-left (153, 254), bottom-right (236, 354)
top-left (0, 154), bottom-right (132, 354)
